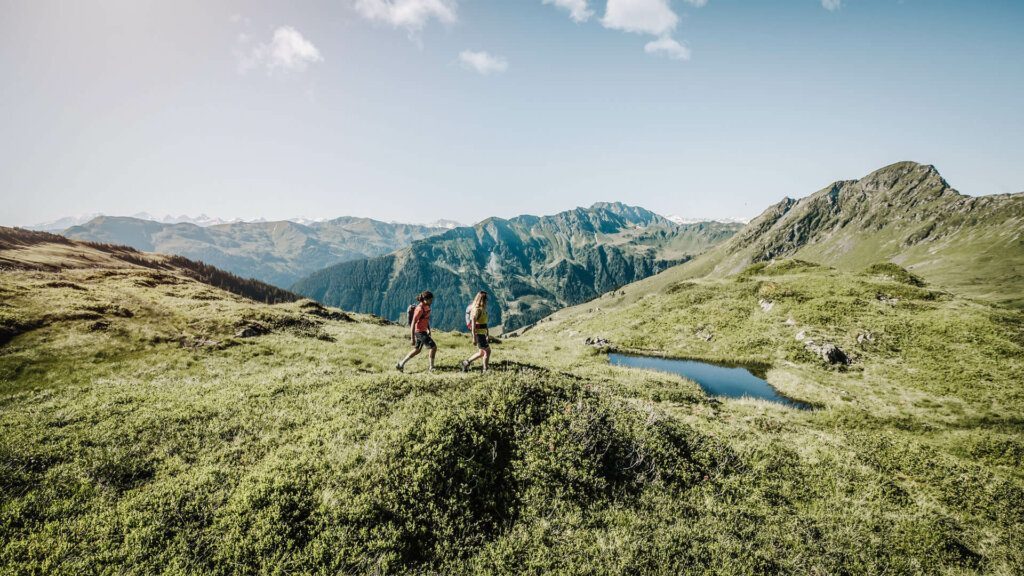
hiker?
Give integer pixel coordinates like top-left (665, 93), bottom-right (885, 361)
top-left (461, 291), bottom-right (491, 372)
top-left (396, 291), bottom-right (436, 372)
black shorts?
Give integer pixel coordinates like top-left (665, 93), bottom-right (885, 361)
top-left (414, 332), bottom-right (436, 350)
top-left (474, 333), bottom-right (490, 349)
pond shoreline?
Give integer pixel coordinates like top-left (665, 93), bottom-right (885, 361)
top-left (608, 351), bottom-right (812, 410)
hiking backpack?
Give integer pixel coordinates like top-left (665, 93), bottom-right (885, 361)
top-left (407, 304), bottom-right (417, 327)
top-left (465, 304), bottom-right (474, 332)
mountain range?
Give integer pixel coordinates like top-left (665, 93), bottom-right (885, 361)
top-left (28, 212), bottom-right (467, 233)
top-left (291, 203), bottom-right (743, 331)
top-left (62, 216), bottom-right (451, 288)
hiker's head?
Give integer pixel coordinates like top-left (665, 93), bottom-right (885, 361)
top-left (472, 291), bottom-right (487, 309)
top-left (417, 290), bottom-right (434, 304)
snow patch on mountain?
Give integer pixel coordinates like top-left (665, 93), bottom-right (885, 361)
top-left (665, 214), bottom-right (751, 226)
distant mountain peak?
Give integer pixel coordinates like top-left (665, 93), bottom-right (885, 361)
top-left (665, 214), bottom-right (752, 226)
top-left (426, 219), bottom-right (464, 230)
top-left (856, 160), bottom-right (951, 198)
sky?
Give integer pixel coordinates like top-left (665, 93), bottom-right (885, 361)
top-left (2, 0), bottom-right (1023, 227)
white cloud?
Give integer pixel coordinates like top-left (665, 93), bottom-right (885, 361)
top-left (602, 0), bottom-right (679, 36)
top-left (683, 0), bottom-right (708, 6)
top-left (236, 26), bottom-right (323, 74)
top-left (822, 0), bottom-right (842, 11)
top-left (458, 50), bottom-right (508, 75)
top-left (543, 0), bottom-right (593, 23)
top-left (353, 0), bottom-right (457, 31)
top-left (265, 27), bottom-right (324, 71)
top-left (644, 36), bottom-right (691, 60)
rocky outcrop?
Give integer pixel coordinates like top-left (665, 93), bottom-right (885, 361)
top-left (804, 340), bottom-right (851, 366)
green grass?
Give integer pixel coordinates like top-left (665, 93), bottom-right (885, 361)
top-left (2, 260), bottom-right (1023, 574)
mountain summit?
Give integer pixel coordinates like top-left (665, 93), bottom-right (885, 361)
top-left (678, 161), bottom-right (1024, 306)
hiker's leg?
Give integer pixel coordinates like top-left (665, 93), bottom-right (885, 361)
top-left (481, 348), bottom-right (490, 371)
top-left (428, 346), bottom-right (436, 369)
top-left (401, 346), bottom-right (420, 367)
top-left (465, 350), bottom-right (483, 365)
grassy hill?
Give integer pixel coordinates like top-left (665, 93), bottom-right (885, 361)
top-left (292, 203), bottom-right (741, 332)
top-left (512, 258), bottom-right (1023, 572)
top-left (63, 216), bottom-right (449, 288)
top-left (2, 230), bottom-right (1023, 573)
top-left (662, 162), bottom-right (1024, 308)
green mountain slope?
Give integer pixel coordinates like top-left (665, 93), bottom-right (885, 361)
top-left (511, 258), bottom-right (1023, 573)
top-left (3, 234), bottom-right (1022, 573)
top-left (665, 161), bottom-right (1024, 307)
top-left (63, 216), bottom-right (448, 288)
top-left (291, 203), bottom-right (742, 331)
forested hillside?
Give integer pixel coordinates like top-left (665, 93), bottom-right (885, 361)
top-left (292, 203), bottom-right (740, 331)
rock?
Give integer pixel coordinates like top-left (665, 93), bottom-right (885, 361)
top-left (695, 327), bottom-right (714, 342)
top-left (88, 320), bottom-right (110, 332)
top-left (179, 336), bottom-right (222, 349)
top-left (804, 341), bottom-right (850, 365)
top-left (584, 337), bottom-right (611, 348)
top-left (876, 293), bottom-right (900, 305)
top-left (759, 299), bottom-right (774, 312)
top-left (235, 322), bottom-right (271, 338)
top-left (857, 331), bottom-right (875, 345)
top-left (785, 317), bottom-right (797, 326)
top-left (795, 330), bottom-right (806, 341)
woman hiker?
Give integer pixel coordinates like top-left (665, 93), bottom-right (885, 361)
top-left (396, 291), bottom-right (436, 372)
top-left (461, 291), bottom-right (491, 372)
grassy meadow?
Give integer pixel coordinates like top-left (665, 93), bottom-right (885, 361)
top-left (2, 255), bottom-right (1023, 574)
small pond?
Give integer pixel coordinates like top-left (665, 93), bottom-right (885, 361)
top-left (608, 353), bottom-right (811, 410)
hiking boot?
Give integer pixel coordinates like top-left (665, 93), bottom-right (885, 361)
top-left (460, 360), bottom-right (469, 373)
top-left (395, 362), bottom-right (403, 372)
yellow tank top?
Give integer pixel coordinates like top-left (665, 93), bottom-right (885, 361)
top-left (474, 307), bottom-right (489, 335)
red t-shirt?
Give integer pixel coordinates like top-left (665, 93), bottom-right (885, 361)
top-left (412, 303), bottom-right (431, 332)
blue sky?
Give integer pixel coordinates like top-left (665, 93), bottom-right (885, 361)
top-left (2, 0), bottom-right (1022, 227)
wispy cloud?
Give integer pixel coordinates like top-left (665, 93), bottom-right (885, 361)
top-left (543, 0), bottom-right (593, 23)
top-left (458, 50), bottom-right (508, 75)
top-left (822, 0), bottom-right (842, 11)
top-left (236, 26), bottom-right (323, 74)
top-left (602, 0), bottom-right (679, 36)
top-left (353, 0), bottom-right (458, 32)
top-left (644, 36), bottom-right (691, 60)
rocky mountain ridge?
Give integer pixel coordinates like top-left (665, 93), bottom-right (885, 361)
top-left (647, 161), bottom-right (1024, 307)
top-left (292, 202), bottom-right (742, 331)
